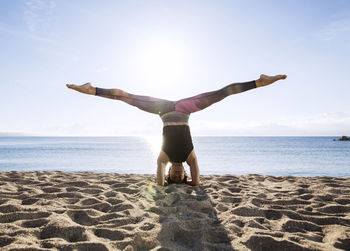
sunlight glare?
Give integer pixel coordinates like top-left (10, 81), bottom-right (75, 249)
top-left (144, 135), bottom-right (162, 157)
top-left (137, 38), bottom-right (191, 86)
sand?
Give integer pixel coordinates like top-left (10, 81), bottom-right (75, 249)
top-left (0, 171), bottom-right (349, 251)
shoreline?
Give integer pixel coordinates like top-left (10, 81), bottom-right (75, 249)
top-left (0, 171), bottom-right (349, 250)
top-left (2, 170), bottom-right (350, 178)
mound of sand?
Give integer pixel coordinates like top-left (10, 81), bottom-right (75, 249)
top-left (0, 171), bottom-right (349, 250)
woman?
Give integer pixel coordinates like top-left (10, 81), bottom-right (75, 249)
top-left (67, 74), bottom-right (287, 186)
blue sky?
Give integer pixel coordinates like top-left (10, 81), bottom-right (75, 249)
top-left (1, 0), bottom-right (349, 136)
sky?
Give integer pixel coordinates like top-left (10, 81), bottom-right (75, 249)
top-left (0, 0), bottom-right (350, 136)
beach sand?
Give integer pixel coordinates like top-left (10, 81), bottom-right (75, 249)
top-left (0, 171), bottom-right (349, 250)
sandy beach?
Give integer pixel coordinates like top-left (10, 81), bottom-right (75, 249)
top-left (0, 171), bottom-right (349, 250)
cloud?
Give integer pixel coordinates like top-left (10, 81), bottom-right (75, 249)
top-left (24, 0), bottom-right (56, 33)
top-left (318, 17), bottom-right (350, 41)
top-left (0, 0), bottom-right (58, 44)
top-left (0, 21), bottom-right (78, 66)
top-left (0, 21), bottom-right (56, 44)
top-left (2, 112), bottom-right (349, 136)
top-left (191, 112), bottom-right (350, 136)
top-left (0, 1), bottom-right (79, 67)
top-left (18, 112), bottom-right (350, 136)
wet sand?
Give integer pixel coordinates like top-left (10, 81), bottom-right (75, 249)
top-left (0, 171), bottom-right (349, 250)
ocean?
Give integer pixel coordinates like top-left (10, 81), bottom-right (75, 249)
top-left (0, 136), bottom-right (349, 177)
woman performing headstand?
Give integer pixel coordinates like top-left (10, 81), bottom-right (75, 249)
top-left (67, 74), bottom-right (287, 186)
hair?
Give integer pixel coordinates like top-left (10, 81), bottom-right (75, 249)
top-left (166, 173), bottom-right (188, 185)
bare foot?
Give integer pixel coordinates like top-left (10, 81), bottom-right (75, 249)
top-left (256, 74), bottom-right (287, 87)
top-left (66, 82), bottom-right (96, 95)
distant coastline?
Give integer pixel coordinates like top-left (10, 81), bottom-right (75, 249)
top-left (0, 132), bottom-right (27, 136)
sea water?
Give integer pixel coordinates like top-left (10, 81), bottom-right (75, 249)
top-left (0, 136), bottom-right (349, 177)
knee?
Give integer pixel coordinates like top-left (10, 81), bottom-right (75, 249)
top-left (111, 89), bottom-right (123, 96)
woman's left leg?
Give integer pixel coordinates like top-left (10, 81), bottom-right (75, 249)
top-left (175, 74), bottom-right (286, 114)
top-left (174, 81), bottom-right (256, 114)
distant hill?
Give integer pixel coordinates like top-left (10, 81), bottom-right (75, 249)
top-left (338, 136), bottom-right (350, 141)
top-left (333, 136), bottom-right (350, 141)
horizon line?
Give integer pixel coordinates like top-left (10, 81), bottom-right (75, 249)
top-left (0, 134), bottom-right (344, 138)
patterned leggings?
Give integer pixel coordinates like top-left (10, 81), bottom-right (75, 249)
top-left (95, 81), bottom-right (257, 115)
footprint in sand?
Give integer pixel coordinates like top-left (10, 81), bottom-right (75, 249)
top-left (40, 225), bottom-right (87, 242)
top-left (0, 236), bottom-right (15, 248)
top-left (67, 210), bottom-right (97, 226)
top-left (282, 219), bottom-right (322, 233)
top-left (0, 204), bottom-right (21, 213)
top-left (0, 211), bottom-right (51, 223)
top-left (42, 187), bottom-right (61, 193)
top-left (93, 228), bottom-right (129, 241)
top-left (21, 218), bottom-right (49, 228)
top-left (244, 235), bottom-right (306, 250)
top-left (334, 238), bottom-right (350, 250)
top-left (57, 192), bottom-right (84, 199)
top-left (21, 198), bottom-right (39, 205)
top-left (43, 242), bottom-right (109, 251)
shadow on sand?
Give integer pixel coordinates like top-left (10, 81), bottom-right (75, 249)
top-left (151, 179), bottom-right (235, 250)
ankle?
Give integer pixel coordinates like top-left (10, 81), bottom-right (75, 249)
top-left (255, 79), bottom-right (263, 87)
top-left (91, 87), bottom-right (96, 95)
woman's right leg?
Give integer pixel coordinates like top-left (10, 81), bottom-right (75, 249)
top-left (66, 83), bottom-right (174, 115)
top-left (95, 87), bottom-right (175, 115)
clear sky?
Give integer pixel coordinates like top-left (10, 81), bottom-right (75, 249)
top-left (1, 0), bottom-right (349, 136)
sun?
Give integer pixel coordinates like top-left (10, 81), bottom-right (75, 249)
top-left (136, 38), bottom-right (191, 86)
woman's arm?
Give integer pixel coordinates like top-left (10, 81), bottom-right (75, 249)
top-left (157, 163), bottom-right (165, 186)
top-left (157, 151), bottom-right (169, 186)
top-left (186, 151), bottom-right (200, 186)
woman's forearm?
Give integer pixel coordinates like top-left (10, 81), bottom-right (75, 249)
top-left (189, 162), bottom-right (200, 186)
top-left (157, 159), bottom-right (166, 186)
top-left (186, 151), bottom-right (200, 186)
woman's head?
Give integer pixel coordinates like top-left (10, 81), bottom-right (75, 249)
top-left (167, 163), bottom-right (187, 184)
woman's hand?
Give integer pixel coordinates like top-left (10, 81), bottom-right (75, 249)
top-left (186, 180), bottom-right (200, 186)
